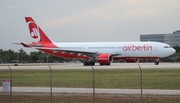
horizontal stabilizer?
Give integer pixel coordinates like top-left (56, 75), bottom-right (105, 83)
top-left (12, 43), bottom-right (21, 45)
top-left (12, 42), bottom-right (30, 47)
top-left (20, 42), bottom-right (30, 47)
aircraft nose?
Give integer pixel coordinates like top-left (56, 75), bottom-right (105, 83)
top-left (172, 48), bottom-right (176, 54)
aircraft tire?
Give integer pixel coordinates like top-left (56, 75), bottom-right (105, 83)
top-left (83, 62), bottom-right (95, 66)
top-left (154, 61), bottom-right (159, 65)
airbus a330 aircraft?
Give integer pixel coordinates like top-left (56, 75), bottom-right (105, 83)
top-left (16, 17), bottom-right (176, 66)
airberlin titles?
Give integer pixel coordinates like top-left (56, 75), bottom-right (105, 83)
top-left (123, 44), bottom-right (152, 51)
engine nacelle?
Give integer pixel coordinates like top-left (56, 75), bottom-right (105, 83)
top-left (125, 59), bottom-right (139, 63)
top-left (97, 54), bottom-right (113, 65)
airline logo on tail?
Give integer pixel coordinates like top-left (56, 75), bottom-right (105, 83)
top-left (24, 17), bottom-right (57, 48)
top-left (30, 28), bottom-right (39, 39)
top-left (25, 17), bottom-right (53, 43)
top-left (28, 21), bottom-right (40, 40)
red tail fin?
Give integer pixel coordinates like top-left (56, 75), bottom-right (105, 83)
top-left (25, 17), bottom-right (52, 43)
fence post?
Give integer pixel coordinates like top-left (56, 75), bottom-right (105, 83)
top-left (138, 64), bottom-right (142, 103)
top-left (8, 66), bottom-right (12, 103)
top-left (49, 65), bottom-right (52, 103)
top-left (91, 66), bottom-right (95, 103)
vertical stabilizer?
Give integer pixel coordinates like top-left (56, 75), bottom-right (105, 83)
top-left (25, 17), bottom-right (52, 43)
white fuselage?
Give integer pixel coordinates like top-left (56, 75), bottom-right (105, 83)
top-left (53, 41), bottom-right (175, 59)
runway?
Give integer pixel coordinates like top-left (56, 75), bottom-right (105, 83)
top-left (0, 87), bottom-right (180, 95)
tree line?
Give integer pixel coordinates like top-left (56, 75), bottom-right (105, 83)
top-left (0, 48), bottom-right (66, 63)
top-left (0, 46), bottom-right (180, 63)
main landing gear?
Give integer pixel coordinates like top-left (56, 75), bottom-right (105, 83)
top-left (83, 61), bottom-right (95, 66)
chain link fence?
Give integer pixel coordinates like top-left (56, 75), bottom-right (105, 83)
top-left (0, 65), bottom-right (180, 103)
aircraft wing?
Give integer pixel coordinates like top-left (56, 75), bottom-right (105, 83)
top-left (33, 47), bottom-right (121, 57)
top-left (35, 47), bottom-right (98, 56)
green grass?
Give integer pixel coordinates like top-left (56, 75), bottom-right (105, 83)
top-left (0, 68), bottom-right (180, 89)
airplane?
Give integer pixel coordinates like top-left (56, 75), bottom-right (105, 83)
top-left (15, 17), bottom-right (176, 66)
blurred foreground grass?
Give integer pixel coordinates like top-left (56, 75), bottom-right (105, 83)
top-left (0, 93), bottom-right (180, 103)
top-left (0, 68), bottom-right (180, 89)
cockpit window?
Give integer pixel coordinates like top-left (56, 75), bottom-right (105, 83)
top-left (164, 46), bottom-right (171, 48)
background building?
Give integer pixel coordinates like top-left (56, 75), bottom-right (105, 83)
top-left (140, 30), bottom-right (180, 47)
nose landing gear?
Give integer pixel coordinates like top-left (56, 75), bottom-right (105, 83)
top-left (154, 58), bottom-right (159, 65)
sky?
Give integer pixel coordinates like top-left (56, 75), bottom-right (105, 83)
top-left (0, 0), bottom-right (180, 53)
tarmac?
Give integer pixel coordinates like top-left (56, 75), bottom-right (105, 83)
top-left (0, 87), bottom-right (180, 95)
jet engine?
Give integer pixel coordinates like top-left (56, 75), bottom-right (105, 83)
top-left (97, 54), bottom-right (113, 65)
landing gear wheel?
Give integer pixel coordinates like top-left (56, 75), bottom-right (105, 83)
top-left (154, 61), bottom-right (159, 65)
top-left (90, 61), bottom-right (95, 66)
top-left (83, 62), bottom-right (95, 66)
top-left (83, 62), bottom-right (88, 66)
